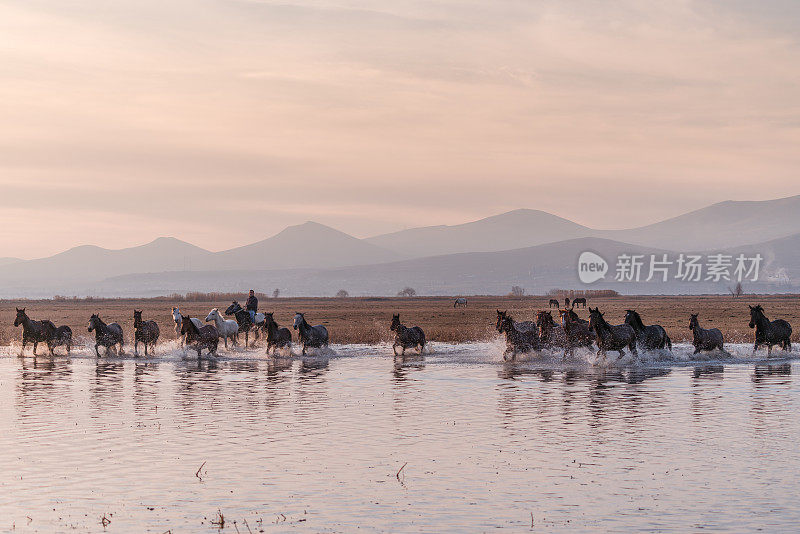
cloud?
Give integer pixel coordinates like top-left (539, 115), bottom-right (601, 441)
top-left (0, 0), bottom-right (798, 257)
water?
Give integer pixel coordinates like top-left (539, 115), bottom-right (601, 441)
top-left (1, 341), bottom-right (799, 532)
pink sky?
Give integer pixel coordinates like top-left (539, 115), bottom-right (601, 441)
top-left (1, 1), bottom-right (799, 258)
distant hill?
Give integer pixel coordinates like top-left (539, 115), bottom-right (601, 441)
top-left (368, 195), bottom-right (800, 256)
top-left (209, 221), bottom-right (400, 270)
top-left (0, 257), bottom-right (21, 266)
top-left (607, 195), bottom-right (800, 250)
top-left (366, 209), bottom-right (591, 257)
top-left (0, 237), bottom-right (212, 285)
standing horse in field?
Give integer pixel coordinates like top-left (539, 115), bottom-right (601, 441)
top-left (548, 299), bottom-right (560, 309)
top-left (689, 314), bottom-right (726, 354)
top-left (263, 312), bottom-right (292, 355)
top-left (588, 307), bottom-right (637, 361)
top-left (14, 308), bottom-right (52, 355)
top-left (749, 305), bottom-right (792, 356)
top-left (41, 320), bottom-right (72, 355)
top-left (133, 310), bottom-right (160, 357)
top-left (172, 307), bottom-right (202, 347)
top-left (624, 310), bottom-right (672, 351)
top-left (453, 297), bottom-right (468, 308)
top-left (572, 297), bottom-right (587, 308)
top-left (225, 301), bottom-right (265, 347)
top-left (558, 309), bottom-right (594, 357)
top-left (180, 315), bottom-right (218, 358)
top-left (205, 308), bottom-right (239, 349)
top-left (390, 314), bottom-right (426, 356)
top-left (536, 311), bottom-right (567, 352)
top-left (496, 312), bottom-right (540, 360)
top-left (293, 312), bottom-right (329, 356)
top-left (496, 310), bottom-right (536, 333)
top-left (88, 314), bottom-right (124, 356)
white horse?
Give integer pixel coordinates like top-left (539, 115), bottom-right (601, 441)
top-left (205, 308), bottom-right (239, 349)
top-left (172, 307), bottom-right (203, 347)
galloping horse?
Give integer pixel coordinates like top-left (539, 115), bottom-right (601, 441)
top-left (588, 307), bottom-right (637, 361)
top-left (749, 305), bottom-right (792, 356)
top-left (181, 315), bottom-right (218, 358)
top-left (88, 314), bottom-right (124, 356)
top-left (205, 308), bottom-right (239, 349)
top-left (390, 314), bottom-right (426, 356)
top-left (624, 310), bottom-right (672, 351)
top-left (225, 301), bottom-right (265, 347)
top-left (172, 307), bottom-right (202, 347)
top-left (536, 310), bottom-right (567, 351)
top-left (689, 314), bottom-right (725, 354)
top-left (496, 310), bottom-right (536, 333)
top-left (133, 310), bottom-right (160, 356)
top-left (453, 297), bottom-right (468, 308)
top-left (293, 312), bottom-right (329, 355)
top-left (263, 312), bottom-right (292, 355)
top-left (14, 308), bottom-right (57, 355)
top-left (548, 299), bottom-right (560, 309)
top-left (496, 311), bottom-right (540, 360)
top-left (572, 297), bottom-right (587, 308)
top-left (558, 309), bottom-right (594, 357)
top-left (41, 320), bottom-right (72, 355)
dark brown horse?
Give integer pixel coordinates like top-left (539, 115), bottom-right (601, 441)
top-left (588, 307), bottom-right (637, 361)
top-left (390, 314), bottom-right (426, 355)
top-left (624, 310), bottom-right (672, 351)
top-left (180, 315), bottom-right (218, 358)
top-left (133, 310), bottom-right (160, 357)
top-left (548, 299), bottom-right (560, 309)
top-left (14, 308), bottom-right (52, 355)
top-left (572, 297), bottom-right (587, 308)
top-left (88, 314), bottom-right (124, 356)
top-left (558, 309), bottom-right (594, 357)
top-left (263, 312), bottom-right (292, 355)
top-left (749, 305), bottom-right (792, 356)
top-left (496, 310), bottom-right (536, 333)
top-left (41, 320), bottom-right (72, 356)
top-left (536, 311), bottom-right (567, 352)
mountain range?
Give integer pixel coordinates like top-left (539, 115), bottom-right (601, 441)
top-left (2, 195), bottom-right (800, 297)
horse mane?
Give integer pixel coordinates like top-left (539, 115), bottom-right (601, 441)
top-left (626, 310), bottom-right (645, 330)
top-left (590, 309), bottom-right (611, 331)
top-left (183, 315), bottom-right (200, 334)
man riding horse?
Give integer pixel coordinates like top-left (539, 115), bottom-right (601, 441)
top-left (246, 289), bottom-right (258, 323)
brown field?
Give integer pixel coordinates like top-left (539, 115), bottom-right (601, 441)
top-left (1, 294), bottom-right (799, 348)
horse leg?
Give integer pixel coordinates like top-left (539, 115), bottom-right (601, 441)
top-left (118, 342), bottom-right (124, 356)
top-left (393, 343), bottom-right (399, 356)
top-left (33, 341), bottom-right (38, 356)
top-left (134, 339), bottom-right (139, 357)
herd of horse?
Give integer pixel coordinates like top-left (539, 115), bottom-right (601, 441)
top-left (496, 304), bottom-right (792, 362)
top-left (11, 299), bottom-right (795, 363)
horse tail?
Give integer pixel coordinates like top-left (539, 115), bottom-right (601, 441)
top-left (665, 334), bottom-right (672, 351)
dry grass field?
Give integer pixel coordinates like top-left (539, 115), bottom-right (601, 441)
top-left (1, 294), bottom-right (799, 348)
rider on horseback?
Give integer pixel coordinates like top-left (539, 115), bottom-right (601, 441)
top-left (246, 289), bottom-right (258, 323)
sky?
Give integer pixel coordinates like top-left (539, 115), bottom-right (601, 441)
top-left (1, 0), bottom-right (799, 258)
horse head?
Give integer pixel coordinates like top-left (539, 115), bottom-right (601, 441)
top-left (133, 310), bottom-right (143, 327)
top-left (88, 313), bottom-right (100, 332)
top-left (689, 313), bottom-right (699, 331)
top-left (293, 312), bottom-right (305, 330)
top-left (588, 307), bottom-right (604, 333)
top-left (225, 301), bottom-right (240, 316)
top-left (496, 310), bottom-right (508, 332)
top-left (748, 305), bottom-right (764, 329)
top-left (205, 308), bottom-right (219, 323)
top-left (13, 307), bottom-right (26, 327)
top-left (390, 314), bottom-right (401, 332)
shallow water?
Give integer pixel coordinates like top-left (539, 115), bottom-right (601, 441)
top-left (1, 340), bottom-right (799, 532)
